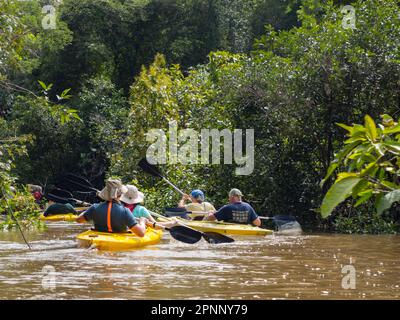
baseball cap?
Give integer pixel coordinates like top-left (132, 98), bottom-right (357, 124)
top-left (229, 188), bottom-right (243, 197)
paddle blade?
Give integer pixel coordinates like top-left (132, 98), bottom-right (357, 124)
top-left (164, 207), bottom-right (187, 213)
top-left (202, 232), bottom-right (235, 244)
top-left (271, 215), bottom-right (298, 228)
top-left (168, 226), bottom-right (202, 244)
top-left (138, 158), bottom-right (163, 178)
top-left (273, 215), bottom-right (297, 222)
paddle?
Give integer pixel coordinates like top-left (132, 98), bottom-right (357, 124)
top-left (258, 215), bottom-right (300, 228)
top-left (149, 210), bottom-right (235, 244)
top-left (158, 225), bottom-right (202, 244)
top-left (138, 158), bottom-right (185, 195)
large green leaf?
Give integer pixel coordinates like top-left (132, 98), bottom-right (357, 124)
top-left (336, 122), bottom-right (353, 133)
top-left (335, 172), bottom-right (359, 183)
top-left (376, 190), bottom-right (400, 215)
top-left (365, 115), bottom-right (378, 141)
top-left (320, 177), bottom-right (362, 218)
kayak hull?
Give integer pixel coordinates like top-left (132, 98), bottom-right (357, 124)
top-left (183, 221), bottom-right (273, 236)
top-left (39, 207), bottom-right (89, 222)
top-left (76, 228), bottom-right (163, 251)
top-left (40, 213), bottom-right (77, 222)
top-left (156, 215), bottom-right (273, 236)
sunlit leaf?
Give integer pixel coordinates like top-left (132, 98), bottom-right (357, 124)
top-left (321, 177), bottom-right (362, 218)
top-left (364, 115), bottom-right (378, 141)
top-left (38, 80), bottom-right (47, 90)
top-left (320, 162), bottom-right (338, 187)
top-left (376, 190), bottom-right (400, 215)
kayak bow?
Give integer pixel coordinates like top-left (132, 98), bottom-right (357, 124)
top-left (76, 228), bottom-right (163, 251)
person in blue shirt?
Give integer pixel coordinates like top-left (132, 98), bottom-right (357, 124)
top-left (76, 179), bottom-right (147, 236)
top-left (206, 188), bottom-right (261, 226)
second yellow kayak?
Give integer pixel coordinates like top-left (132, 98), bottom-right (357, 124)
top-left (76, 228), bottom-right (163, 251)
top-left (156, 215), bottom-right (273, 236)
top-left (40, 213), bottom-right (77, 222)
top-left (39, 207), bottom-right (89, 222)
top-left (183, 220), bottom-right (273, 236)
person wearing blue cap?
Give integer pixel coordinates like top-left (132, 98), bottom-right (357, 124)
top-left (178, 189), bottom-right (216, 216)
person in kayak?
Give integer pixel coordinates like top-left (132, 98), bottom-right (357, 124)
top-left (205, 188), bottom-right (261, 226)
top-left (28, 184), bottom-right (43, 204)
top-left (121, 184), bottom-right (178, 230)
top-left (43, 194), bottom-right (78, 217)
top-left (178, 189), bottom-right (216, 216)
top-left (76, 179), bottom-right (147, 237)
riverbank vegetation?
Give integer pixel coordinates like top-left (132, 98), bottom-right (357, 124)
top-left (0, 0), bottom-right (399, 233)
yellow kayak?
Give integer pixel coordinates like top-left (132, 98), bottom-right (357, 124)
top-left (76, 228), bottom-right (163, 251)
top-left (39, 207), bottom-right (89, 222)
top-left (156, 215), bottom-right (272, 236)
top-left (183, 220), bottom-right (273, 236)
top-left (40, 213), bottom-right (77, 222)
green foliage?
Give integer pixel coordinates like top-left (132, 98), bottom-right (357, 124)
top-left (111, 54), bottom-right (216, 208)
top-left (321, 176), bottom-right (362, 218)
top-left (37, 0), bottom-right (298, 94)
top-left (1, 0), bottom-right (399, 234)
top-left (334, 211), bottom-right (398, 234)
top-left (321, 114), bottom-right (400, 218)
top-left (0, 119), bottom-right (43, 230)
top-left (0, 188), bottom-right (44, 230)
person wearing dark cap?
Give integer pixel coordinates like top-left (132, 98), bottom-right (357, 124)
top-left (43, 194), bottom-right (78, 217)
top-left (206, 188), bottom-right (261, 226)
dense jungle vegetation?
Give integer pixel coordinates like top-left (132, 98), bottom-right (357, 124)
top-left (1, 0), bottom-right (399, 233)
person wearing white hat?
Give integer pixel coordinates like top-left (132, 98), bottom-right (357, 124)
top-left (121, 185), bottom-right (148, 218)
top-left (76, 179), bottom-right (147, 236)
top-left (121, 185), bottom-right (178, 230)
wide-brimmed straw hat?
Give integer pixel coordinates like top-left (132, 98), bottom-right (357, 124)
top-left (97, 179), bottom-right (128, 201)
top-left (120, 185), bottom-right (145, 204)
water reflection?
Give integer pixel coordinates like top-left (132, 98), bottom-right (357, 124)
top-left (0, 222), bottom-right (399, 299)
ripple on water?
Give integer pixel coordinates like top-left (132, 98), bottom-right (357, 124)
top-left (0, 226), bottom-right (400, 299)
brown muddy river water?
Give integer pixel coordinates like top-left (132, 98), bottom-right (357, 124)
top-left (0, 221), bottom-right (399, 300)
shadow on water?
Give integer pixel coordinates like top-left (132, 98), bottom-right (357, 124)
top-left (0, 221), bottom-right (399, 299)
